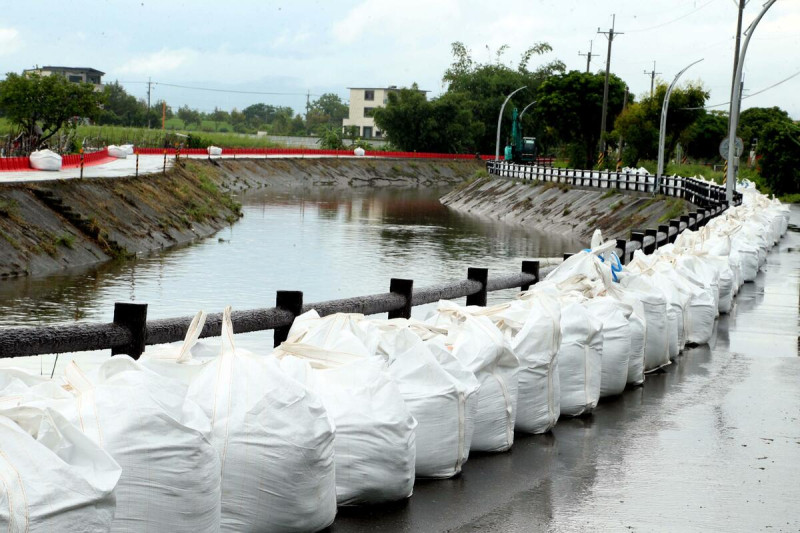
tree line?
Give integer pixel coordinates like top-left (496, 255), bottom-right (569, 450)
top-left (373, 42), bottom-right (798, 195)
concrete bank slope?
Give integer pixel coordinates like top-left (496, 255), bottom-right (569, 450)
top-left (441, 176), bottom-right (693, 242)
top-left (209, 157), bottom-right (485, 191)
top-left (0, 160), bottom-right (241, 278)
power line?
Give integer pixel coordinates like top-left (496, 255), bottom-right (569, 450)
top-left (154, 81), bottom-right (320, 97)
top-left (682, 69), bottom-right (800, 109)
top-left (116, 80), bottom-right (318, 98)
top-left (627, 0), bottom-right (717, 33)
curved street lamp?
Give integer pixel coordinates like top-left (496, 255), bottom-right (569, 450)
top-left (494, 86), bottom-right (527, 161)
top-left (656, 58), bottom-right (704, 194)
top-left (726, 0), bottom-right (776, 203)
top-left (519, 100), bottom-right (537, 120)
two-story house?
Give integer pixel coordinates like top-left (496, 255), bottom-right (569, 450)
top-left (342, 86), bottom-right (427, 139)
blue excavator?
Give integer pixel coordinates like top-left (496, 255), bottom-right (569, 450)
top-left (504, 107), bottom-right (538, 164)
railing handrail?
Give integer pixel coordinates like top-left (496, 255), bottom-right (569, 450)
top-left (0, 270), bottom-right (543, 360)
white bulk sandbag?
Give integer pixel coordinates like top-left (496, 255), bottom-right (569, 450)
top-left (60, 357), bottom-right (221, 533)
top-left (586, 297), bottom-right (632, 397)
top-left (29, 149), bottom-right (62, 171)
top-left (119, 144), bottom-right (134, 155)
top-left (654, 263), bottom-right (716, 346)
top-left (731, 235), bottom-right (760, 281)
top-left (354, 147), bottom-right (366, 156)
top-left (147, 309), bottom-right (338, 533)
top-left (475, 293), bottom-right (561, 434)
top-left (107, 145), bottom-right (128, 159)
top-left (706, 255), bottom-right (735, 313)
top-left (287, 310), bottom-right (381, 356)
top-left (556, 295), bottom-right (603, 416)
top-left (625, 301), bottom-right (647, 385)
top-left (207, 145), bottom-right (223, 155)
top-left (286, 310), bottom-right (477, 478)
top-left (617, 272), bottom-right (671, 371)
top-left (427, 300), bottom-right (519, 452)
top-left (621, 265), bottom-right (682, 361)
top-left (275, 343), bottom-right (416, 506)
top-left (675, 255), bottom-right (720, 315)
top-left (0, 405), bottom-right (121, 533)
top-left (373, 322), bottom-right (479, 478)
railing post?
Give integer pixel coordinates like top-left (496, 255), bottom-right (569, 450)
top-left (645, 228), bottom-right (658, 253)
top-left (274, 290), bottom-right (303, 347)
top-left (521, 260), bottom-right (540, 291)
top-left (689, 211), bottom-right (698, 230)
top-left (112, 302), bottom-right (148, 359)
top-left (658, 224), bottom-right (670, 247)
top-left (466, 268), bottom-right (488, 307)
top-left (631, 231), bottom-right (645, 253)
top-left (669, 219), bottom-right (681, 242)
top-left (388, 278), bottom-right (414, 319)
top-left (616, 238), bottom-right (628, 265)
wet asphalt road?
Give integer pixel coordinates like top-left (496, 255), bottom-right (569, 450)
top-left (331, 205), bottom-right (800, 533)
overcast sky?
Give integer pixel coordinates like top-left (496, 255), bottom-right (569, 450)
top-left (1, 0), bottom-right (797, 118)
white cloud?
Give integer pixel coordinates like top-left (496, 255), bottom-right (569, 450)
top-left (115, 48), bottom-right (198, 76)
top-left (0, 28), bottom-right (21, 56)
top-left (331, 0), bottom-right (460, 45)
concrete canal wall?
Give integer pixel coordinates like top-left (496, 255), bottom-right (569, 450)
top-left (441, 176), bottom-right (694, 242)
top-left (0, 158), bottom-right (484, 278)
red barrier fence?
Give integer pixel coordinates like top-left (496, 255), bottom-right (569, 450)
top-left (133, 147), bottom-right (495, 160)
top-left (1, 146), bottom-right (554, 172)
top-left (62, 148), bottom-right (112, 168)
top-left (0, 156), bottom-right (32, 171)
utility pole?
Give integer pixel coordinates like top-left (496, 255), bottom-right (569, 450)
top-left (644, 61), bottom-right (661, 97)
top-left (305, 90), bottom-right (311, 117)
top-left (578, 41), bottom-right (595, 73)
top-left (146, 77), bottom-right (152, 129)
top-left (729, 0), bottom-right (746, 130)
top-left (598, 14), bottom-right (623, 156)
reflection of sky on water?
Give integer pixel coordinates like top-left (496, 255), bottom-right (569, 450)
top-left (0, 187), bottom-right (583, 329)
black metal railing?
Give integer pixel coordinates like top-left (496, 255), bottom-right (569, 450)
top-left (485, 160), bottom-right (741, 209)
top-left (0, 265), bottom-right (547, 360)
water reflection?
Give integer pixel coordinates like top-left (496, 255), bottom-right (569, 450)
top-left (0, 187), bottom-right (583, 327)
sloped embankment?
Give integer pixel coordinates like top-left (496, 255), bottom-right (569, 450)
top-left (441, 176), bottom-right (692, 242)
top-left (0, 161), bottom-right (241, 278)
top-left (209, 157), bottom-right (485, 191)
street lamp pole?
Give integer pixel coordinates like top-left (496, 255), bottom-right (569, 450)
top-left (726, 0), bottom-right (776, 204)
top-left (519, 100), bottom-right (537, 120)
top-left (656, 59), bottom-right (704, 195)
top-left (495, 86), bottom-right (527, 161)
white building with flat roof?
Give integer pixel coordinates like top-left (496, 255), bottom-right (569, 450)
top-left (343, 86), bottom-right (427, 139)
